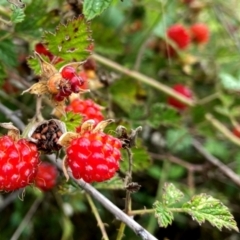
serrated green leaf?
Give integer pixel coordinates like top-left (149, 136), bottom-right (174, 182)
top-left (44, 17), bottom-right (92, 62)
top-left (93, 174), bottom-right (124, 190)
top-left (10, 4), bottom-right (25, 23)
top-left (162, 183), bottom-right (184, 206)
top-left (153, 201), bottom-right (174, 228)
top-left (204, 139), bottom-right (229, 160)
top-left (148, 103), bottom-right (181, 128)
top-left (0, 38), bottom-right (17, 67)
top-left (120, 143), bottom-right (151, 173)
top-left (182, 194), bottom-right (239, 232)
top-left (166, 128), bottom-right (192, 152)
top-left (15, 0), bottom-right (59, 37)
top-left (83, 0), bottom-right (113, 20)
top-left (61, 111), bottom-right (82, 132)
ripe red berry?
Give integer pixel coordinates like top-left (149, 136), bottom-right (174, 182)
top-left (232, 127), bottom-right (240, 138)
top-left (167, 24), bottom-right (191, 49)
top-left (61, 66), bottom-right (76, 80)
top-left (66, 99), bottom-right (104, 126)
top-left (35, 162), bottom-right (58, 191)
top-left (69, 76), bottom-right (84, 93)
top-left (66, 132), bottom-right (122, 183)
top-left (190, 23), bottom-right (209, 44)
top-left (167, 84), bottom-right (193, 110)
top-left (0, 136), bottom-right (40, 191)
top-left (35, 43), bottom-right (53, 60)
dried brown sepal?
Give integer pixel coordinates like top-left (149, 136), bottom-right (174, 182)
top-left (22, 81), bottom-right (49, 95)
top-left (125, 182), bottom-right (141, 193)
top-left (62, 155), bottom-right (70, 181)
top-left (57, 132), bottom-right (79, 148)
top-left (52, 99), bottom-right (67, 116)
top-left (92, 119), bottom-right (115, 133)
top-left (116, 125), bottom-right (142, 148)
top-left (35, 51), bottom-right (58, 81)
top-left (47, 72), bottom-right (63, 94)
top-left (0, 122), bottom-right (20, 141)
top-left (79, 119), bottom-right (95, 134)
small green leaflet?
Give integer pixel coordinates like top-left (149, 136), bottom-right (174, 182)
top-left (61, 111), bottom-right (82, 132)
top-left (162, 183), bottom-right (184, 206)
top-left (219, 72), bottom-right (240, 91)
top-left (10, 4), bottom-right (25, 23)
top-left (182, 194), bottom-right (239, 232)
top-left (83, 0), bottom-right (113, 20)
top-left (153, 201), bottom-right (174, 228)
top-left (44, 17), bottom-right (92, 62)
top-left (93, 174), bottom-right (124, 190)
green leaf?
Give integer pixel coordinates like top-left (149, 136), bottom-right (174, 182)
top-left (148, 103), bottom-right (181, 128)
top-left (0, 62), bottom-right (7, 83)
top-left (220, 72), bottom-right (240, 90)
top-left (44, 17), bottom-right (92, 62)
top-left (15, 0), bottom-right (58, 38)
top-left (182, 194), bottom-right (239, 232)
top-left (61, 111), bottom-right (82, 132)
top-left (120, 143), bottom-right (151, 173)
top-left (10, 4), bottom-right (25, 23)
top-left (93, 174), bottom-right (124, 190)
top-left (0, 38), bottom-right (17, 67)
top-left (83, 0), bottom-right (113, 20)
top-left (166, 128), bottom-right (192, 152)
top-left (162, 183), bottom-right (184, 206)
top-left (153, 201), bottom-right (174, 228)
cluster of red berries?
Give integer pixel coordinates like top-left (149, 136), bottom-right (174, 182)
top-left (0, 136), bottom-right (40, 191)
top-left (164, 23), bottom-right (209, 56)
top-left (66, 99), bottom-right (104, 128)
top-left (35, 162), bottom-right (58, 191)
top-left (66, 131), bottom-right (122, 183)
top-left (53, 66), bottom-right (86, 102)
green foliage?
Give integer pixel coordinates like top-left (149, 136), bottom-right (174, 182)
top-left (148, 103), bottom-right (181, 128)
top-left (10, 4), bottom-right (25, 23)
top-left (83, 0), bottom-right (113, 20)
top-left (0, 38), bottom-right (18, 68)
top-left (44, 17), bottom-right (92, 63)
top-left (154, 183), bottom-right (239, 232)
top-left (182, 194), bottom-right (239, 232)
top-left (220, 72), bottom-right (240, 91)
top-left (61, 111), bottom-right (82, 132)
top-left (166, 128), bottom-right (192, 152)
top-left (94, 174), bottom-right (124, 190)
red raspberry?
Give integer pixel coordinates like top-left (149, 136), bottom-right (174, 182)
top-left (167, 24), bottom-right (190, 49)
top-left (0, 136), bottom-right (40, 191)
top-left (35, 162), bottom-right (58, 191)
top-left (69, 76), bottom-right (84, 93)
top-left (66, 132), bottom-right (122, 183)
top-left (232, 127), bottom-right (240, 138)
top-left (66, 99), bottom-right (104, 126)
top-left (35, 43), bottom-right (53, 60)
top-left (190, 23), bottom-right (210, 44)
top-left (167, 84), bottom-right (193, 110)
top-left (61, 66), bottom-right (76, 80)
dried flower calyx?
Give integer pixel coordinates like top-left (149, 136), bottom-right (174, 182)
top-left (29, 119), bottom-right (66, 154)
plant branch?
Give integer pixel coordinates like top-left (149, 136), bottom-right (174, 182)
top-left (0, 102), bottom-right (25, 131)
top-left (192, 139), bottom-right (240, 187)
top-left (92, 54), bottom-right (195, 107)
top-left (85, 193), bottom-right (109, 240)
top-left (47, 154), bottom-right (158, 240)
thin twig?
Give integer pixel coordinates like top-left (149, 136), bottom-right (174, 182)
top-left (92, 54), bottom-right (195, 107)
top-left (0, 190), bottom-right (23, 212)
top-left (10, 197), bottom-right (43, 240)
top-left (192, 139), bottom-right (240, 187)
top-left (0, 102), bottom-right (25, 131)
top-left (85, 193), bottom-right (110, 240)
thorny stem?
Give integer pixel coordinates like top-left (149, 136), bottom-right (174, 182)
top-left (130, 207), bottom-right (184, 216)
top-left (116, 147), bottom-right (134, 240)
top-left (85, 193), bottom-right (110, 240)
top-left (92, 54), bottom-right (195, 107)
top-left (34, 95), bottom-right (44, 122)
